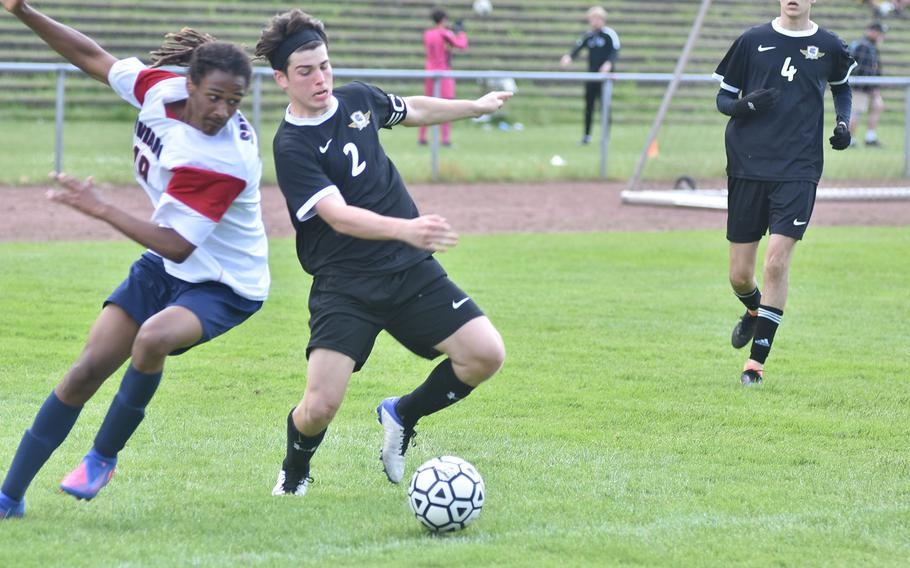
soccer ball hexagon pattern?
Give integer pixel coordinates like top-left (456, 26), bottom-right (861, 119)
top-left (407, 456), bottom-right (485, 532)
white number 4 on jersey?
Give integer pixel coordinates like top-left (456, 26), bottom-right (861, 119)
top-left (780, 57), bottom-right (797, 82)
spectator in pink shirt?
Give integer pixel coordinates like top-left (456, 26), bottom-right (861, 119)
top-left (419, 8), bottom-right (468, 146)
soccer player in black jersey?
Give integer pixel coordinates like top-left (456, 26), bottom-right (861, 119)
top-left (255, 10), bottom-right (512, 496)
top-left (560, 6), bottom-right (620, 145)
top-left (713, 0), bottom-right (856, 385)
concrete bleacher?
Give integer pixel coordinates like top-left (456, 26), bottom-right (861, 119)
top-left (0, 0), bottom-right (904, 123)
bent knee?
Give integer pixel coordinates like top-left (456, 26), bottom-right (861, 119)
top-left (463, 340), bottom-right (506, 381)
top-left (728, 265), bottom-right (755, 288)
top-left (303, 398), bottom-right (342, 425)
top-left (132, 326), bottom-right (177, 361)
top-left (57, 361), bottom-right (105, 404)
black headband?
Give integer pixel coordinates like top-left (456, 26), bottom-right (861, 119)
top-left (269, 28), bottom-right (326, 70)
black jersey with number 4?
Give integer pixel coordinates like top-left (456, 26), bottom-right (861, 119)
top-left (713, 19), bottom-right (856, 183)
top-left (273, 81), bottom-right (430, 276)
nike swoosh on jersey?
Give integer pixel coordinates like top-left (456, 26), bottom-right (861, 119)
top-left (757, 45), bottom-right (776, 52)
top-left (319, 139), bottom-right (332, 153)
top-left (793, 219), bottom-right (808, 226)
top-left (452, 297), bottom-right (470, 309)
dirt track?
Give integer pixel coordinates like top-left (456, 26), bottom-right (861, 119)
top-left (1, 181), bottom-right (908, 242)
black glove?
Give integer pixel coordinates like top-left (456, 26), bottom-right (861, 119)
top-left (829, 122), bottom-right (851, 150)
top-left (453, 19), bottom-right (464, 34)
top-left (732, 88), bottom-right (780, 118)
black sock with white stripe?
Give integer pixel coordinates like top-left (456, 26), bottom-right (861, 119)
top-left (284, 409), bottom-right (326, 474)
top-left (735, 287), bottom-right (762, 313)
top-left (750, 305), bottom-right (783, 364)
top-left (395, 359), bottom-right (474, 430)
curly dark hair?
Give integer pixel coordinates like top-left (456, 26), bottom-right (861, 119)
top-left (150, 28), bottom-right (251, 86)
top-left (255, 9), bottom-right (327, 72)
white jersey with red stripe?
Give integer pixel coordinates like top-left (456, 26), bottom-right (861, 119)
top-left (107, 57), bottom-right (269, 301)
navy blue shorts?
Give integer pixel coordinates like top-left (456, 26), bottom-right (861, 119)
top-left (105, 253), bottom-right (263, 355)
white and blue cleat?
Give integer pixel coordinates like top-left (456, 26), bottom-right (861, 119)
top-left (376, 397), bottom-right (416, 484)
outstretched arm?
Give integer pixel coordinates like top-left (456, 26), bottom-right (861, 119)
top-left (48, 173), bottom-right (196, 262)
top-left (314, 194), bottom-right (458, 253)
top-left (3, 0), bottom-right (117, 83)
top-left (402, 91), bottom-right (513, 127)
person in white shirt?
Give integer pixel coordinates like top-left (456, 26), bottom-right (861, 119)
top-left (0, 0), bottom-right (269, 519)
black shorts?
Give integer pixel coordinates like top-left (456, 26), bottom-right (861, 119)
top-left (306, 257), bottom-right (485, 372)
top-left (726, 177), bottom-right (818, 243)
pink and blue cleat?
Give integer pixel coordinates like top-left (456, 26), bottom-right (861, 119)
top-left (0, 493), bottom-right (24, 519)
top-left (59, 448), bottom-right (116, 500)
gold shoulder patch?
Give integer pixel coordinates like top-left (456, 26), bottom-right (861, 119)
top-left (801, 46), bottom-right (825, 60)
top-left (348, 110), bottom-right (372, 130)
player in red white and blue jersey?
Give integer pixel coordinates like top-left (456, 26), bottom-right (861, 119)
top-left (712, 0), bottom-right (856, 386)
top-left (0, 0), bottom-right (268, 519)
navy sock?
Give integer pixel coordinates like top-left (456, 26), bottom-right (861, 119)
top-left (395, 359), bottom-right (474, 430)
top-left (1, 392), bottom-right (81, 502)
top-left (735, 287), bottom-right (762, 312)
top-left (750, 305), bottom-right (783, 364)
top-left (284, 409), bottom-right (325, 473)
top-left (93, 366), bottom-right (162, 460)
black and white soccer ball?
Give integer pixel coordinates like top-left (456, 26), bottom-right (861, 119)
top-left (407, 456), bottom-right (485, 532)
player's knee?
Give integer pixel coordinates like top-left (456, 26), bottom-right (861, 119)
top-left (304, 396), bottom-right (342, 426)
top-left (131, 325), bottom-right (174, 366)
top-left (763, 253), bottom-right (789, 283)
top-left (57, 360), bottom-right (105, 404)
top-left (729, 270), bottom-right (753, 290)
top-left (465, 337), bottom-right (506, 381)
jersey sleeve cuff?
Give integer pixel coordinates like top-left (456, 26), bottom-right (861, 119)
top-left (829, 61), bottom-right (858, 86)
top-left (107, 57), bottom-right (146, 108)
top-left (713, 73), bottom-right (740, 94)
top-left (152, 194), bottom-right (216, 247)
top-left (296, 185), bottom-right (344, 222)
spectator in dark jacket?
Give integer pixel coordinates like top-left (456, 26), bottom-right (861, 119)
top-left (850, 22), bottom-right (887, 147)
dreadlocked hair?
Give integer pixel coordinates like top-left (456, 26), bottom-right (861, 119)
top-left (255, 9), bottom-right (326, 71)
top-left (150, 28), bottom-right (215, 68)
top-left (150, 28), bottom-right (252, 86)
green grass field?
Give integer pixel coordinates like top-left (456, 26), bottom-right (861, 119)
top-left (1, 229), bottom-right (909, 566)
top-left (0, 117), bottom-right (905, 186)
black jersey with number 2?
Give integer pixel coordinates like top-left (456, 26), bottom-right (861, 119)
top-left (273, 81), bottom-right (429, 277)
top-left (713, 19), bottom-right (856, 183)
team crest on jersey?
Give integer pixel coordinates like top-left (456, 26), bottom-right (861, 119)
top-left (800, 46), bottom-right (825, 60)
top-left (348, 110), bottom-right (371, 130)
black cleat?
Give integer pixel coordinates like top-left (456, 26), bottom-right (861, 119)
top-left (740, 368), bottom-right (763, 386)
top-left (731, 311), bottom-right (758, 349)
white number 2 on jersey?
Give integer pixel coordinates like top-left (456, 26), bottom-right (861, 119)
top-left (780, 57), bottom-right (797, 82)
top-left (343, 143), bottom-right (367, 177)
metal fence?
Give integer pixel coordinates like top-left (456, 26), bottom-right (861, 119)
top-left (2, 62), bottom-right (909, 179)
